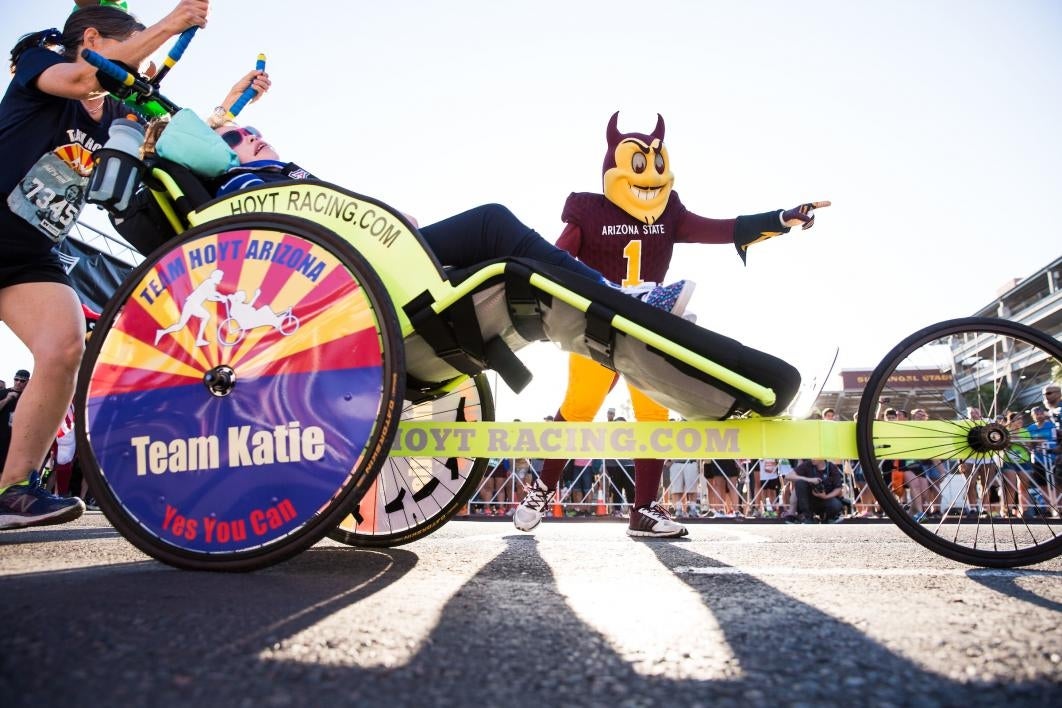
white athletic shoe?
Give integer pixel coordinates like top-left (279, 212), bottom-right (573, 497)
top-left (513, 479), bottom-right (554, 532)
top-left (627, 500), bottom-right (689, 538)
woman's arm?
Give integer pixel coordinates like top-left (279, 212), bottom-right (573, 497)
top-left (35, 0), bottom-right (209, 100)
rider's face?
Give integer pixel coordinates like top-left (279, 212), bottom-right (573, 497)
top-left (215, 126), bottom-right (280, 164)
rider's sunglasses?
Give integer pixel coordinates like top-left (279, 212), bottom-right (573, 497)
top-left (219, 126), bottom-right (262, 148)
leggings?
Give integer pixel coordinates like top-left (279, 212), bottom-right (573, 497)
top-left (419, 204), bottom-right (603, 282)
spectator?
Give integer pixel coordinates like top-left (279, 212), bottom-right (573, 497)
top-left (1027, 406), bottom-right (1057, 469)
top-left (47, 405), bottom-right (77, 497)
top-left (878, 407), bottom-right (907, 510)
top-left (478, 458), bottom-right (511, 515)
top-left (704, 459), bottom-right (741, 517)
top-left (667, 458), bottom-right (701, 517)
top-left (0, 369), bottom-right (30, 470)
top-left (755, 459), bottom-right (782, 517)
top-left (785, 459), bottom-right (845, 523)
top-left (1044, 383), bottom-right (1061, 424)
top-left (513, 457), bottom-right (534, 489)
top-left (603, 416), bottom-right (635, 516)
top-left (1039, 384), bottom-right (1061, 511)
top-left (1027, 405), bottom-right (1058, 508)
top-left (562, 458), bottom-right (594, 516)
top-left (904, 408), bottom-right (944, 518)
top-left (999, 411), bottom-right (1034, 517)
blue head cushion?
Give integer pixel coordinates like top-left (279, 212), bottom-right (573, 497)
top-left (155, 109), bottom-right (239, 177)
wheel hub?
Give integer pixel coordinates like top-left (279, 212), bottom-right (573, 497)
top-left (966, 421), bottom-right (1010, 453)
top-left (203, 365), bottom-right (237, 397)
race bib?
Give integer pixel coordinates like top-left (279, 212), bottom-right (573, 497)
top-left (6, 153), bottom-right (88, 243)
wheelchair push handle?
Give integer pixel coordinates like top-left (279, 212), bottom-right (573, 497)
top-left (149, 26), bottom-right (198, 85)
top-left (81, 47), bottom-right (141, 90)
top-left (225, 54), bottom-right (267, 120)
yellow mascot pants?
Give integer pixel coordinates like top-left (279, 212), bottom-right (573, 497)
top-left (558, 353), bottom-right (668, 423)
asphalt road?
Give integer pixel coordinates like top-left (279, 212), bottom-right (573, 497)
top-left (1, 514), bottom-right (1060, 707)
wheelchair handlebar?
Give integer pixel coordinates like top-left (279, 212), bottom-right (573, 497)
top-left (225, 54), bottom-right (267, 120)
top-left (150, 26), bottom-right (198, 85)
top-left (82, 47), bottom-right (139, 89)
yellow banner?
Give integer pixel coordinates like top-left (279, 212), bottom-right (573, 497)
top-left (387, 420), bottom-right (972, 460)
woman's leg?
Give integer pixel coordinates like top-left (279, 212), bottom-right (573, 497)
top-left (420, 204), bottom-right (604, 281)
top-left (0, 282), bottom-right (85, 486)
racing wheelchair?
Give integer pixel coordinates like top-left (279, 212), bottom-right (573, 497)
top-left (74, 38), bottom-right (1062, 572)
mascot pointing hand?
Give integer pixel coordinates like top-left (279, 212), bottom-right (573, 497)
top-left (514, 111), bottom-right (830, 538)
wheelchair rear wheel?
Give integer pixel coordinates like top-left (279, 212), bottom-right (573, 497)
top-left (329, 374), bottom-right (494, 547)
top-left (856, 317), bottom-right (1062, 568)
top-left (76, 215), bottom-right (404, 571)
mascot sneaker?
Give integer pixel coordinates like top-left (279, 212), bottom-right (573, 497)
top-left (627, 501), bottom-right (688, 538)
top-left (513, 479), bottom-right (554, 532)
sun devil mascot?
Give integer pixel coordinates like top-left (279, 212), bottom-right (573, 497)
top-left (514, 111), bottom-right (829, 538)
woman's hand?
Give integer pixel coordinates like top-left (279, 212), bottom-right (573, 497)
top-left (160, 0), bottom-right (210, 35)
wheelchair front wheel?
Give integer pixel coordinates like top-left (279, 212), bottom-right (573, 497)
top-left (856, 317), bottom-right (1062, 568)
top-left (76, 214), bottom-right (404, 571)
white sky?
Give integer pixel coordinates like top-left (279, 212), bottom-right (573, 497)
top-left (2, 0), bottom-right (1060, 420)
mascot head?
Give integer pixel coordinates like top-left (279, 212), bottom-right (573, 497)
top-left (602, 112), bottom-right (673, 224)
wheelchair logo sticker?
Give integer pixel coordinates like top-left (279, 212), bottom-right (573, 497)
top-left (154, 268), bottom-right (299, 347)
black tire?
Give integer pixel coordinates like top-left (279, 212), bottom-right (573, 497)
top-left (329, 374), bottom-right (494, 547)
top-left (75, 214), bottom-right (404, 571)
top-left (856, 317), bottom-right (1062, 568)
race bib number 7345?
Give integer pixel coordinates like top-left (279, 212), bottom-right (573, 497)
top-left (6, 153), bottom-right (88, 243)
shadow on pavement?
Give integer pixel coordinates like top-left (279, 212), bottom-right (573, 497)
top-left (0, 524), bottom-right (121, 544)
top-left (1, 536), bottom-right (1057, 706)
top-left (965, 567), bottom-right (1062, 614)
top-left (645, 543), bottom-right (1058, 706)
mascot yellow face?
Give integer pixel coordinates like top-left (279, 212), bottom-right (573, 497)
top-left (602, 112), bottom-right (674, 225)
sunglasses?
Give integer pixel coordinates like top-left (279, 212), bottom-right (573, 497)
top-left (219, 126), bottom-right (262, 148)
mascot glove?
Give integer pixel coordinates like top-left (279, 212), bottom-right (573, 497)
top-left (781, 200), bottom-right (831, 230)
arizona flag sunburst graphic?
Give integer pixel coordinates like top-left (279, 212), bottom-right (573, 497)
top-left (54, 142), bottom-right (96, 177)
top-left (84, 228), bottom-right (391, 553)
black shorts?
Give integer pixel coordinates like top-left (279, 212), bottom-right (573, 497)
top-left (704, 460), bottom-right (741, 479)
top-left (0, 248), bottom-right (73, 290)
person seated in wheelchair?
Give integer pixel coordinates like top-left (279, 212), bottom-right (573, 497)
top-left (209, 122), bottom-right (695, 316)
top-left (224, 287), bottom-right (285, 332)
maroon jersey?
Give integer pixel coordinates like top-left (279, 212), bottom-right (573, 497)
top-left (556, 191), bottom-right (738, 284)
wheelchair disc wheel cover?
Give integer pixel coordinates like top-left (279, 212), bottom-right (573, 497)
top-left (76, 215), bottom-right (404, 571)
top-left (329, 374), bottom-right (494, 547)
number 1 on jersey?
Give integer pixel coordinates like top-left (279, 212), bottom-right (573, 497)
top-left (621, 239), bottom-right (643, 288)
